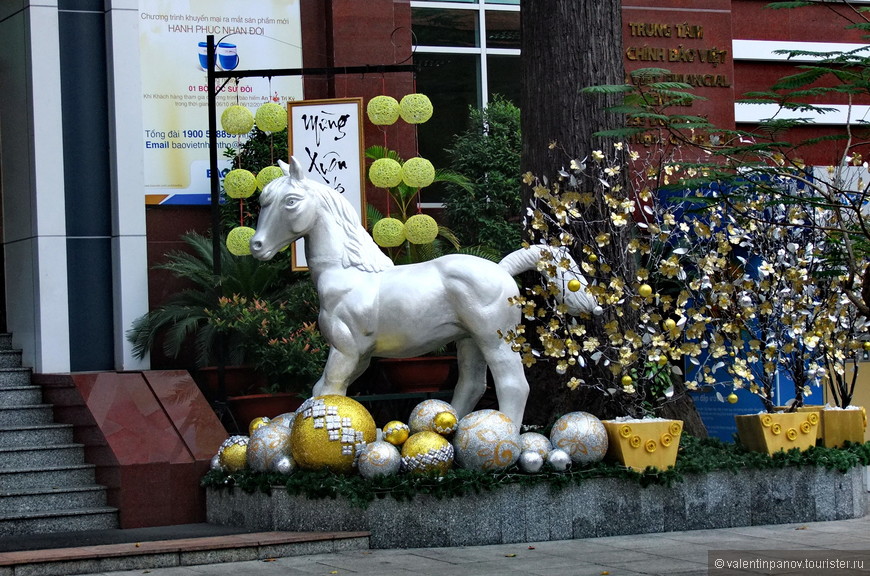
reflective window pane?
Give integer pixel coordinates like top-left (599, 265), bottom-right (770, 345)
top-left (412, 8), bottom-right (479, 47)
top-left (485, 10), bottom-right (519, 49)
top-left (486, 55), bottom-right (520, 106)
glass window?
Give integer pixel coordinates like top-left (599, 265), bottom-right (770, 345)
top-left (413, 53), bottom-right (480, 202)
top-left (412, 8), bottom-right (479, 48)
top-left (485, 10), bottom-right (519, 49)
top-left (486, 55), bottom-right (521, 106)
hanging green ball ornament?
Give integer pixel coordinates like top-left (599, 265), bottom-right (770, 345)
top-left (221, 105), bottom-right (255, 135)
top-left (223, 169), bottom-right (257, 199)
top-left (399, 93), bottom-right (433, 124)
top-left (404, 214), bottom-right (439, 245)
top-left (254, 102), bottom-right (287, 133)
top-left (256, 166), bottom-right (284, 191)
top-left (369, 158), bottom-right (403, 188)
top-left (367, 95), bottom-right (400, 126)
top-left (372, 217), bottom-right (406, 248)
top-left (226, 226), bottom-right (256, 256)
top-left (401, 157), bottom-right (435, 188)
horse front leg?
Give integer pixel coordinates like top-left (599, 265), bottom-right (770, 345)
top-left (312, 346), bottom-right (371, 397)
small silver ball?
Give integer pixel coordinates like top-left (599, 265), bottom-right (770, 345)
top-left (547, 448), bottom-right (572, 472)
top-left (518, 450), bottom-right (544, 473)
top-left (210, 454), bottom-right (222, 471)
top-left (271, 455), bottom-right (296, 475)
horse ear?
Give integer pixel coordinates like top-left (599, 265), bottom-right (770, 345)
top-left (282, 157), bottom-right (305, 181)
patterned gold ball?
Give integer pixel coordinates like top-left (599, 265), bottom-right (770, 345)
top-left (549, 412), bottom-right (608, 464)
top-left (401, 431), bottom-right (454, 475)
top-left (218, 435), bottom-right (249, 472)
top-left (433, 411), bottom-right (458, 436)
top-left (453, 410), bottom-right (521, 471)
top-left (290, 395), bottom-right (377, 474)
top-left (382, 421), bottom-right (410, 446)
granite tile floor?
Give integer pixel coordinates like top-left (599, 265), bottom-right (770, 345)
top-left (84, 514), bottom-right (870, 576)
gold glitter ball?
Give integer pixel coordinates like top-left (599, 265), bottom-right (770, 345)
top-left (218, 435), bottom-right (249, 472)
top-left (248, 417), bottom-right (271, 436)
top-left (290, 395), bottom-right (376, 474)
top-left (400, 431), bottom-right (454, 475)
top-left (382, 421), bottom-right (410, 446)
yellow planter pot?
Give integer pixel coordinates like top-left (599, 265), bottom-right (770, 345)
top-left (735, 412), bottom-right (818, 455)
top-left (818, 407), bottom-right (867, 448)
top-left (602, 419), bottom-right (683, 472)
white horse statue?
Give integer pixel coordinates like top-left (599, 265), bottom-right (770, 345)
top-left (249, 158), bottom-right (598, 425)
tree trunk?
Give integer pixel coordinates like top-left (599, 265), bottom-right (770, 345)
top-left (520, 0), bottom-right (625, 182)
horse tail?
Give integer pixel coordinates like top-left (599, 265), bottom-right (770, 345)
top-left (499, 245), bottom-right (602, 316)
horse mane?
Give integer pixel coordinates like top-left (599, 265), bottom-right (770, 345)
top-left (306, 180), bottom-right (394, 273)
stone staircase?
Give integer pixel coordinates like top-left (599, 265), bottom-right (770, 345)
top-left (0, 333), bottom-right (117, 536)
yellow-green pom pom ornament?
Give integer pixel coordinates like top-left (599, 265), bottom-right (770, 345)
top-left (254, 102), bottom-right (287, 133)
top-left (367, 95), bottom-right (400, 125)
top-left (221, 105), bottom-right (254, 135)
top-left (372, 217), bottom-right (406, 248)
top-left (369, 158), bottom-right (403, 188)
top-left (404, 214), bottom-right (439, 245)
top-left (223, 169), bottom-right (257, 199)
top-left (227, 226), bottom-right (256, 256)
top-left (257, 166), bottom-right (284, 191)
top-left (399, 93), bottom-right (433, 124)
top-left (402, 157), bottom-right (435, 188)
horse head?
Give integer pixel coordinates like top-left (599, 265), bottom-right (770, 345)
top-left (250, 157), bottom-right (318, 261)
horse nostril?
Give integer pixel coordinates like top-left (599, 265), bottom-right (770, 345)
top-left (251, 240), bottom-right (262, 252)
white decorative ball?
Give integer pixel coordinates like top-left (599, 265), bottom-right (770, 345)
top-left (272, 455), bottom-right (296, 475)
top-left (452, 409), bottom-right (521, 471)
top-left (270, 412), bottom-right (297, 431)
top-left (247, 423), bottom-right (293, 473)
top-left (409, 399), bottom-right (457, 434)
top-left (549, 411), bottom-right (608, 464)
top-left (210, 454), bottom-right (222, 471)
top-left (520, 432), bottom-right (552, 459)
top-left (518, 450), bottom-right (544, 474)
top-left (547, 448), bottom-right (572, 471)
top-left (358, 441), bottom-right (402, 479)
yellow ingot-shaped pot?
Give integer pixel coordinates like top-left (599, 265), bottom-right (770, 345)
top-left (602, 419), bottom-right (683, 472)
top-left (735, 411), bottom-right (818, 455)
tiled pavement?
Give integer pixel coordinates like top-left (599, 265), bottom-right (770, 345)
top-left (3, 514), bottom-right (868, 576)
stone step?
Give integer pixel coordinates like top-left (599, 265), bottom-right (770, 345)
top-left (0, 349), bottom-right (22, 369)
top-left (0, 404), bottom-right (54, 426)
top-left (0, 385), bottom-right (43, 407)
top-left (0, 423), bottom-right (74, 448)
top-left (0, 506), bottom-right (118, 537)
top-left (0, 334), bottom-right (11, 351)
top-left (0, 444), bottom-right (85, 470)
top-left (0, 485), bottom-right (109, 514)
top-left (0, 464), bottom-right (97, 491)
top-left (0, 367), bottom-right (33, 388)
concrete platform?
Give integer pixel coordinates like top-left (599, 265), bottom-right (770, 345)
top-left (0, 524), bottom-right (369, 576)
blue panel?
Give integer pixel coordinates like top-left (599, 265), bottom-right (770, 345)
top-left (67, 238), bottom-right (115, 371)
top-left (59, 9), bottom-right (111, 237)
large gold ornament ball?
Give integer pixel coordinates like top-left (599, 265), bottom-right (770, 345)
top-left (290, 395), bottom-right (376, 474)
top-left (358, 440), bottom-right (402, 479)
top-left (409, 399), bottom-right (457, 434)
top-left (218, 435), bottom-right (249, 472)
top-left (400, 431), bottom-right (454, 475)
top-left (382, 421), bottom-right (410, 446)
top-left (549, 412), bottom-right (608, 464)
top-left (247, 423), bottom-right (295, 473)
top-left (520, 432), bottom-right (552, 459)
top-left (453, 409), bottom-right (521, 471)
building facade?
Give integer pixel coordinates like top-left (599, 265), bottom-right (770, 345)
top-left (1, 0), bottom-right (867, 374)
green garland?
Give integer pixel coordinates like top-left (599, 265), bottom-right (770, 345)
top-left (201, 436), bottom-right (870, 509)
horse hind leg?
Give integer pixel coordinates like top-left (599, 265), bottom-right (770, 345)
top-left (479, 341), bottom-right (529, 426)
top-left (450, 338), bottom-right (488, 420)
